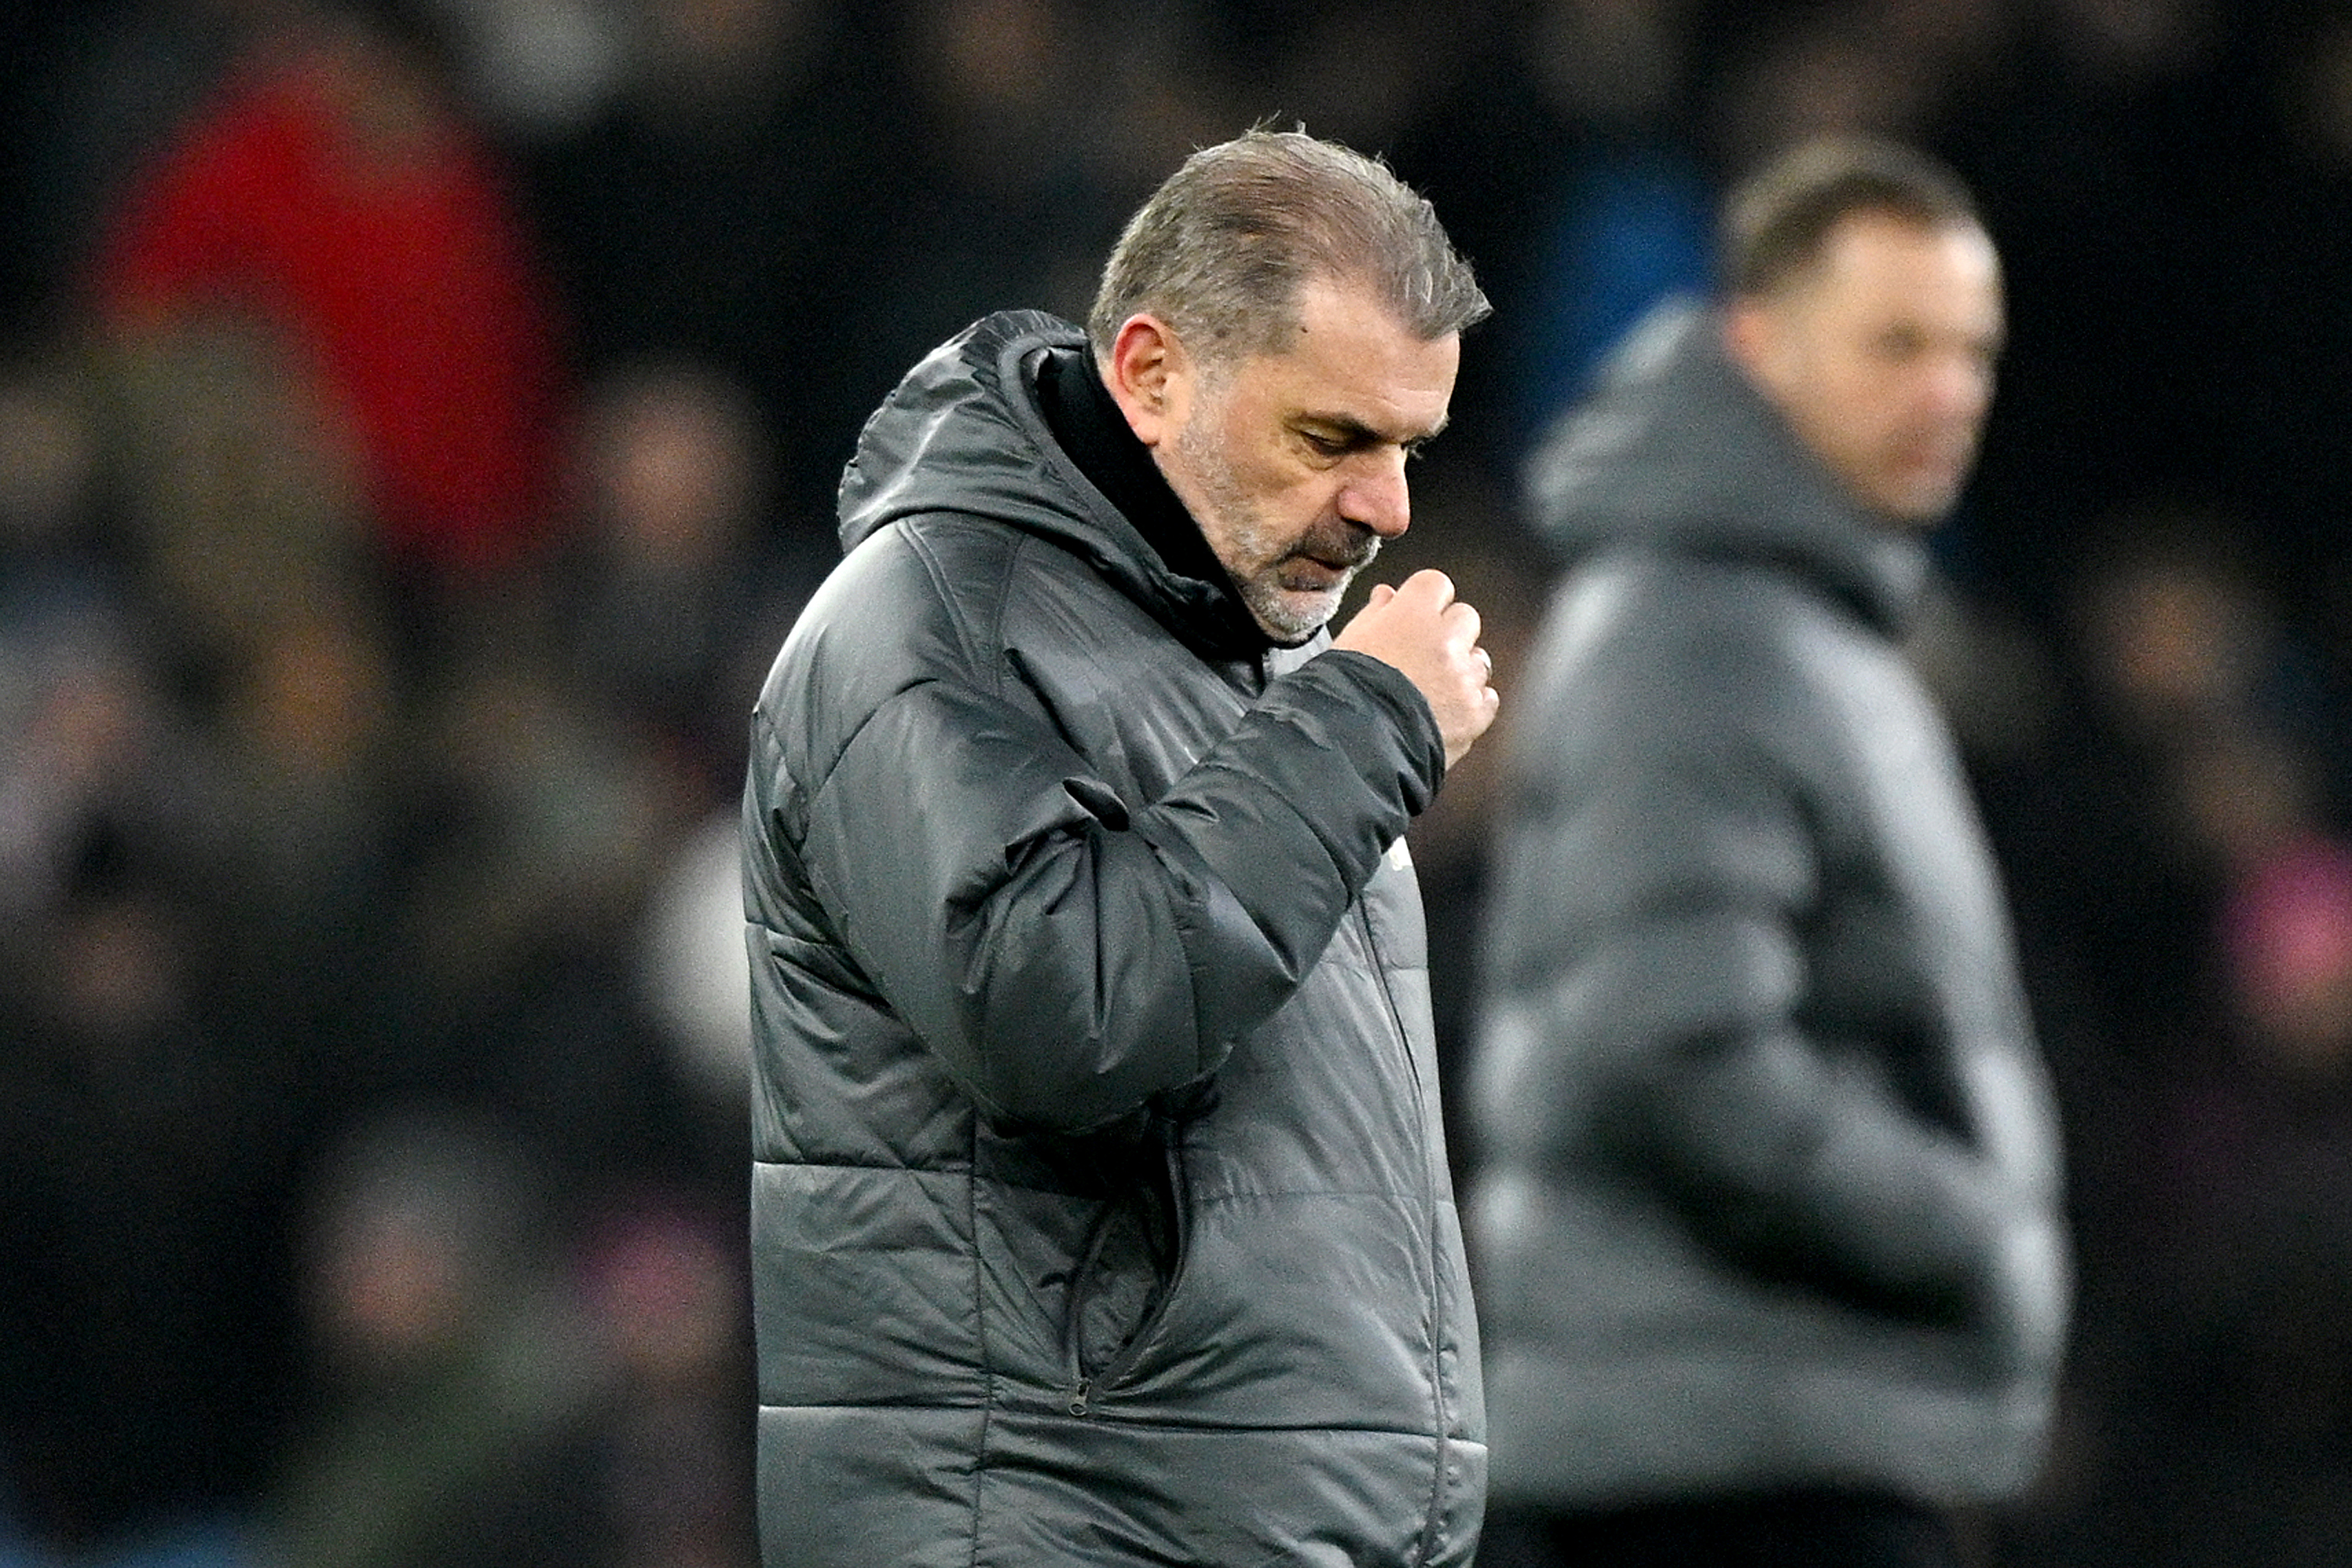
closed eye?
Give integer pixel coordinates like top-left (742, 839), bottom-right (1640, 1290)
top-left (1294, 416), bottom-right (1446, 461)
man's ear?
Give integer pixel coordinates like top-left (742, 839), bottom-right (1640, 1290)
top-left (1722, 296), bottom-right (1815, 413)
top-left (1102, 314), bottom-right (1192, 449)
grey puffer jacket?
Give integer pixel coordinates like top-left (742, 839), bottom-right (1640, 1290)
top-left (1469, 302), bottom-right (2068, 1511)
top-left (742, 313), bottom-right (1484, 1566)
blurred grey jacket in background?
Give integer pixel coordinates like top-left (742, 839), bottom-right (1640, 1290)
top-left (1469, 300), bottom-right (2070, 1510)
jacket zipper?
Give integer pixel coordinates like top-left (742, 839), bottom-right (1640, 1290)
top-left (1359, 896), bottom-right (1452, 1568)
top-left (1065, 1135), bottom-right (1191, 1417)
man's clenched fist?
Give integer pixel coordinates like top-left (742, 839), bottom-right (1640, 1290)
top-left (1332, 568), bottom-right (1499, 769)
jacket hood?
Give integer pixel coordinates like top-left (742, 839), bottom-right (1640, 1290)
top-left (1523, 298), bottom-right (1929, 633)
top-left (837, 310), bottom-right (1261, 656)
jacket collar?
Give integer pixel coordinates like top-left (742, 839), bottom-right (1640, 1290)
top-left (838, 311), bottom-right (1272, 660)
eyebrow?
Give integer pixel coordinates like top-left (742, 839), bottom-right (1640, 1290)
top-left (1296, 411), bottom-right (1451, 449)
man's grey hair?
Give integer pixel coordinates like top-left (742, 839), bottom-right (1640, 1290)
top-left (1087, 128), bottom-right (1490, 368)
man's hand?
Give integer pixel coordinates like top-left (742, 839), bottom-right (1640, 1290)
top-left (1333, 569), bottom-right (1499, 769)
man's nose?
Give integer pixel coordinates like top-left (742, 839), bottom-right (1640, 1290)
top-left (1337, 449), bottom-right (1412, 539)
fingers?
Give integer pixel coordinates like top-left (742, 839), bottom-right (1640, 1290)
top-left (1391, 568), bottom-right (1456, 613)
top-left (1355, 570), bottom-right (1457, 626)
top-left (1353, 570), bottom-right (1490, 686)
top-left (1440, 598), bottom-right (1483, 655)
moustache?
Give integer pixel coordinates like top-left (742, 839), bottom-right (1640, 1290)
top-left (1290, 522), bottom-right (1382, 572)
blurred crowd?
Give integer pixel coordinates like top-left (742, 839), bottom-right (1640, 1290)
top-left (3, 0), bottom-right (2352, 1564)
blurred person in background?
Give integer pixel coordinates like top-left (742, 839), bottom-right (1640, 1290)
top-left (553, 359), bottom-right (817, 798)
top-left (265, 1109), bottom-right (604, 1568)
top-left (0, 823), bottom-right (302, 1568)
top-left (1985, 514), bottom-right (2352, 1568)
top-left (80, 0), bottom-right (572, 622)
top-left (572, 1190), bottom-right (758, 1568)
top-left (379, 618), bottom-right (718, 1178)
top-left (2063, 788), bottom-right (2352, 1568)
top-left (2048, 517), bottom-right (2329, 1041)
top-left (85, 321), bottom-right (416, 1072)
top-left (741, 129), bottom-right (1498, 1566)
top-left (0, 352), bottom-right (310, 1568)
top-left (1468, 135), bottom-right (2067, 1567)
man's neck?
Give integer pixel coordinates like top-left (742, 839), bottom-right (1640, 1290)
top-left (1036, 347), bottom-right (1254, 619)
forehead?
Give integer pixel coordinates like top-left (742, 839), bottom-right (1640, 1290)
top-left (1798, 211), bottom-right (2002, 326)
top-left (1215, 276), bottom-right (1459, 438)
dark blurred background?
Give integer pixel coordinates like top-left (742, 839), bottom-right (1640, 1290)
top-left (3, 2), bottom-right (2351, 1564)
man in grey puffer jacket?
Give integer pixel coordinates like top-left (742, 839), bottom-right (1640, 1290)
top-left (742, 131), bottom-right (1501, 1566)
top-left (1469, 136), bottom-right (2070, 1567)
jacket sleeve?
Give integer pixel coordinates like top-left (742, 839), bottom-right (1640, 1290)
top-left (1483, 731), bottom-right (2056, 1341)
top-left (786, 645), bottom-right (1442, 1135)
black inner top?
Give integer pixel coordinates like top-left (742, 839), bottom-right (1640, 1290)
top-left (1035, 343), bottom-right (1269, 650)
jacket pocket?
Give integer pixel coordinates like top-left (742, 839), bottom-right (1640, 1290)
top-left (1063, 1129), bottom-right (1191, 1415)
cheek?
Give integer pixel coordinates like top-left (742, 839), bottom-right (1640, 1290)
top-left (1798, 362), bottom-right (1894, 457)
top-left (1224, 444), bottom-right (1327, 518)
top-left (1844, 361), bottom-right (1932, 441)
top-left (1221, 424), bottom-right (1303, 489)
